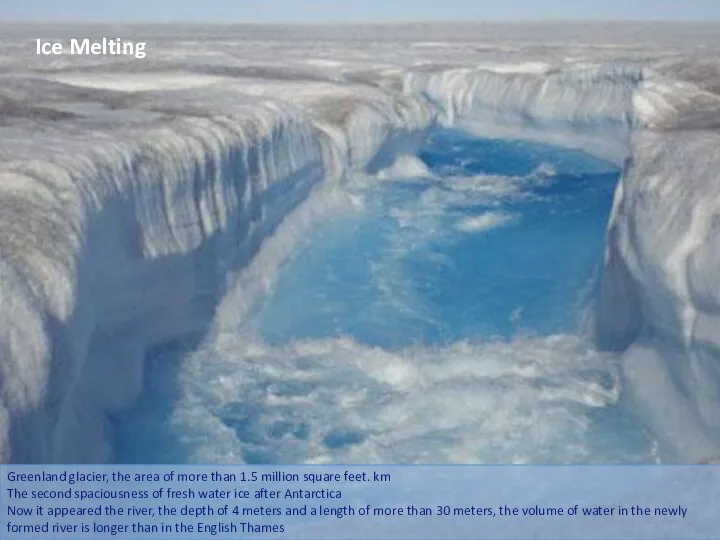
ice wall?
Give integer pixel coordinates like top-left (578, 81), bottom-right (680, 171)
top-left (403, 65), bottom-right (640, 163)
top-left (0, 81), bottom-right (434, 462)
top-left (598, 129), bottom-right (720, 461)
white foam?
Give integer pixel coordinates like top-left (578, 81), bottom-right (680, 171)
top-left (129, 332), bottom-right (635, 464)
top-left (376, 154), bottom-right (432, 179)
top-left (455, 211), bottom-right (519, 233)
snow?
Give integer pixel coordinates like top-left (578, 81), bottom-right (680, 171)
top-left (46, 73), bottom-right (231, 91)
top-left (1, 22), bottom-right (719, 463)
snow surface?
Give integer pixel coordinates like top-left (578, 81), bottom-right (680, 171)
top-left (1, 22), bottom-right (720, 462)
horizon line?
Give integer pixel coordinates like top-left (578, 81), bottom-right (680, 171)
top-left (2, 18), bottom-right (719, 25)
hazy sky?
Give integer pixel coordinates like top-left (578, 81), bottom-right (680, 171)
top-left (1, 0), bottom-right (718, 22)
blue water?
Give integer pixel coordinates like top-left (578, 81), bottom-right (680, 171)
top-left (117, 130), bottom-right (657, 465)
top-left (253, 132), bottom-right (614, 347)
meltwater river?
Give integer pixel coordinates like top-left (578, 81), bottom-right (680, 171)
top-left (117, 130), bottom-right (658, 465)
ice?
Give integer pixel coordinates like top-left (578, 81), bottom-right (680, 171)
top-left (597, 129), bottom-right (720, 461)
top-left (46, 73), bottom-right (231, 91)
top-left (1, 22), bottom-right (720, 463)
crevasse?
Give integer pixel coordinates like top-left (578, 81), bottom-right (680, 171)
top-left (1, 62), bottom-right (719, 463)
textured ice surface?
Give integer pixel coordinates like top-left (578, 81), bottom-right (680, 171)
top-left (1, 22), bottom-right (720, 462)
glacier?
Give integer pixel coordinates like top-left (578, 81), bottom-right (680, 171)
top-left (1, 22), bottom-right (720, 463)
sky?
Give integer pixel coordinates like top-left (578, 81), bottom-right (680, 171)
top-left (1, 0), bottom-right (718, 22)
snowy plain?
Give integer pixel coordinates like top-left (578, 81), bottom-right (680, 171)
top-left (1, 22), bottom-right (720, 463)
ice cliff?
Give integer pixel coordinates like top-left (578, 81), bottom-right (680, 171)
top-left (1, 22), bottom-right (720, 462)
